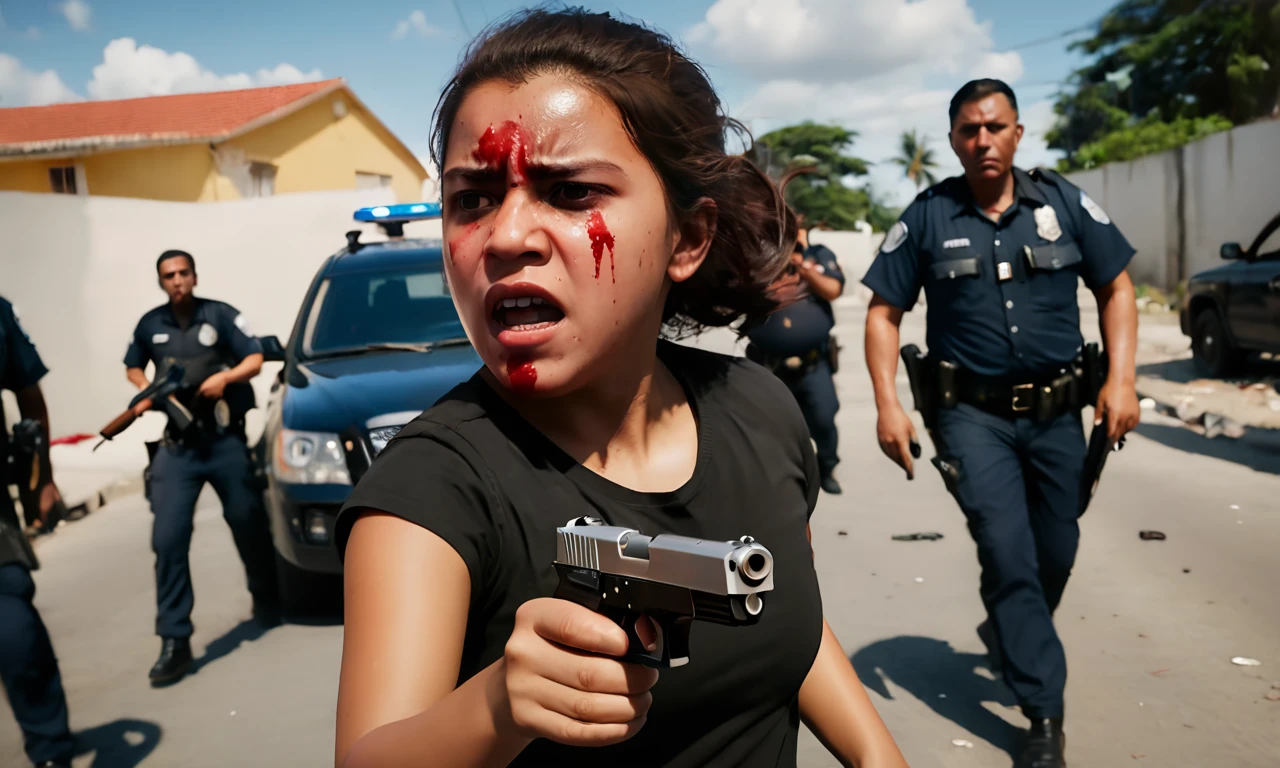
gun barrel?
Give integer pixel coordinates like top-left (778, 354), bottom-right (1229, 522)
top-left (99, 407), bottom-right (141, 440)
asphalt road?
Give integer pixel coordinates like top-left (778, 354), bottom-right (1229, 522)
top-left (4, 300), bottom-right (1279, 768)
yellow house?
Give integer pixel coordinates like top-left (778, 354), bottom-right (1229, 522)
top-left (0, 78), bottom-right (428, 203)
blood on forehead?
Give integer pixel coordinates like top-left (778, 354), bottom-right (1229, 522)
top-left (473, 121), bottom-right (530, 183)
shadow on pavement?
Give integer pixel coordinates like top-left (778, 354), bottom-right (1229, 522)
top-left (1137, 357), bottom-right (1280, 384)
top-left (73, 718), bottom-right (161, 768)
top-left (191, 619), bottom-right (272, 674)
top-left (1133, 423), bottom-right (1280, 475)
top-left (851, 636), bottom-right (1021, 759)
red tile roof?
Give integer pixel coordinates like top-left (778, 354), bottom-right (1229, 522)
top-left (0, 78), bottom-right (345, 155)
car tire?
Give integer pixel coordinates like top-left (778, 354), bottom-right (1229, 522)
top-left (275, 553), bottom-right (342, 619)
top-left (1191, 309), bottom-right (1242, 378)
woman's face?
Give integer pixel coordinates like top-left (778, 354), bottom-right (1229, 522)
top-left (440, 75), bottom-right (694, 396)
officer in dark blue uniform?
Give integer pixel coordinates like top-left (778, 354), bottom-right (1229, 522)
top-left (862, 80), bottom-right (1141, 768)
top-left (743, 219), bottom-right (846, 493)
top-left (124, 250), bottom-right (280, 686)
top-left (0, 297), bottom-right (75, 768)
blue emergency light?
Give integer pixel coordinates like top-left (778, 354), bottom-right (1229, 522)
top-left (353, 202), bottom-right (442, 223)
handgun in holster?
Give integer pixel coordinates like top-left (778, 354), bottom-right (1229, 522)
top-left (900, 344), bottom-right (962, 495)
top-left (552, 516), bottom-right (774, 668)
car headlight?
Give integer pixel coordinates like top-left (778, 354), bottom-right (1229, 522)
top-left (274, 428), bottom-right (351, 485)
top-left (368, 425), bottom-right (404, 456)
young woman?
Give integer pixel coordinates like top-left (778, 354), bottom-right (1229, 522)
top-left (333, 9), bottom-right (908, 768)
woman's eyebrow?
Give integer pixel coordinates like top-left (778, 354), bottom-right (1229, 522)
top-left (441, 159), bottom-right (624, 185)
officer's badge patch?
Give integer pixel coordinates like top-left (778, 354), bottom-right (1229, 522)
top-left (1080, 190), bottom-right (1111, 224)
top-left (1034, 206), bottom-right (1062, 242)
top-left (233, 313), bottom-right (252, 335)
top-left (198, 323), bottom-right (219, 346)
top-left (881, 220), bottom-right (908, 253)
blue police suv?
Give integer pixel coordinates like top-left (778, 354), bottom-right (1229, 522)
top-left (255, 203), bottom-right (480, 611)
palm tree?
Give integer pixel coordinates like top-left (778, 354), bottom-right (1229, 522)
top-left (892, 129), bottom-right (939, 190)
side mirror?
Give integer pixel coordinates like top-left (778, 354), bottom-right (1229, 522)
top-left (260, 335), bottom-right (286, 362)
top-left (1221, 242), bottom-right (1244, 260)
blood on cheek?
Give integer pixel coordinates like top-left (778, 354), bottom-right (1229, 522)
top-left (587, 210), bottom-right (616, 282)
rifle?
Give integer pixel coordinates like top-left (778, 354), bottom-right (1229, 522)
top-left (94, 364), bottom-right (193, 451)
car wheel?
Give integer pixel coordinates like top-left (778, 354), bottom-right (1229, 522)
top-left (1191, 310), bottom-right (1240, 378)
top-left (275, 553), bottom-right (342, 619)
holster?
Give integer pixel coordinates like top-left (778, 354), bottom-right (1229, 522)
top-left (900, 345), bottom-right (962, 495)
top-left (827, 334), bottom-right (841, 374)
top-left (143, 440), bottom-right (160, 503)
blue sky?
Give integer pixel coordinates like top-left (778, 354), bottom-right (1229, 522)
top-left (0, 0), bottom-right (1119, 207)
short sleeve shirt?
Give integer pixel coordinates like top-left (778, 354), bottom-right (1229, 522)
top-left (745, 243), bottom-right (845, 355)
top-left (334, 341), bottom-right (825, 767)
top-left (861, 168), bottom-right (1135, 378)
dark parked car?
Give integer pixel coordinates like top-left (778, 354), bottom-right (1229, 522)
top-left (255, 203), bottom-right (481, 611)
top-left (1181, 212), bottom-right (1280, 378)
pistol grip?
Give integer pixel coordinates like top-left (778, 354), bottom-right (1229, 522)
top-left (552, 564), bottom-right (693, 669)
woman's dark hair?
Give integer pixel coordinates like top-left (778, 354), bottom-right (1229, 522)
top-left (430, 7), bottom-right (796, 336)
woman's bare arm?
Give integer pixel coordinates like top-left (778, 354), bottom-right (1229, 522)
top-left (798, 621), bottom-right (909, 768)
top-left (335, 511), bottom-right (532, 768)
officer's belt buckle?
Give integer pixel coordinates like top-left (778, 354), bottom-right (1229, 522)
top-left (1012, 382), bottom-right (1034, 412)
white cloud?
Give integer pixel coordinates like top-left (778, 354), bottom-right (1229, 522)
top-left (58, 0), bottom-right (92, 31)
top-left (0, 52), bottom-right (81, 107)
top-left (690, 0), bottom-right (1008, 84)
top-left (392, 10), bottom-right (441, 40)
top-left (970, 51), bottom-right (1024, 83)
top-left (86, 38), bottom-right (323, 100)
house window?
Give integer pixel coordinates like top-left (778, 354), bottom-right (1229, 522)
top-left (50, 166), bottom-right (79, 194)
top-left (249, 162), bottom-right (277, 197)
top-left (356, 172), bottom-right (392, 190)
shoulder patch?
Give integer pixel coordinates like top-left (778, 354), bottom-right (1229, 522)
top-left (233, 312), bottom-right (252, 336)
top-left (880, 220), bottom-right (909, 253)
top-left (1080, 190), bottom-right (1111, 225)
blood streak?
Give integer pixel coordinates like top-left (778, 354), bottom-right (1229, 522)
top-left (586, 210), bottom-right (616, 282)
top-left (507, 360), bottom-right (537, 391)
top-left (473, 121), bottom-right (529, 183)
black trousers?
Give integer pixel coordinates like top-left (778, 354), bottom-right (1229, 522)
top-left (0, 562), bottom-right (74, 765)
top-left (777, 358), bottom-right (841, 476)
top-left (148, 434), bottom-right (277, 638)
top-left (935, 402), bottom-right (1087, 720)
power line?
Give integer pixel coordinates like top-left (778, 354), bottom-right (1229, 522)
top-left (452, 0), bottom-right (472, 37)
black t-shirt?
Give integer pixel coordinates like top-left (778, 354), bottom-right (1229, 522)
top-left (335, 340), bottom-right (825, 767)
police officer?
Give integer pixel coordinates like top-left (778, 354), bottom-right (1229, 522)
top-left (743, 217), bottom-right (846, 494)
top-left (0, 296), bottom-right (75, 768)
top-left (862, 80), bottom-right (1140, 768)
top-left (124, 250), bottom-right (280, 686)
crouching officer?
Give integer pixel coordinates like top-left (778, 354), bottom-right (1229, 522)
top-left (124, 250), bottom-right (280, 686)
top-left (0, 296), bottom-right (75, 768)
top-left (862, 79), bottom-right (1140, 768)
top-left (743, 218), bottom-right (846, 493)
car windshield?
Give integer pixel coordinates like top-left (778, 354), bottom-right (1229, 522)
top-left (301, 265), bottom-right (467, 357)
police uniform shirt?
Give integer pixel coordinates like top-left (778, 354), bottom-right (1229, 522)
top-left (745, 243), bottom-right (846, 357)
top-left (0, 297), bottom-right (49, 520)
top-left (123, 298), bottom-right (262, 426)
top-left (862, 168), bottom-right (1135, 378)
top-left (333, 340), bottom-right (824, 767)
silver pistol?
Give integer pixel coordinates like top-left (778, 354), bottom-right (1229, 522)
top-left (553, 516), bottom-right (774, 668)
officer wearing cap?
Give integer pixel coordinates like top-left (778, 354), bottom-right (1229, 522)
top-left (124, 250), bottom-right (280, 686)
top-left (862, 79), bottom-right (1140, 768)
top-left (0, 296), bottom-right (74, 768)
top-left (743, 217), bottom-right (846, 494)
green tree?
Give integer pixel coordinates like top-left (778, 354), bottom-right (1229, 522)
top-left (1047, 0), bottom-right (1278, 170)
top-left (891, 129), bottom-right (940, 190)
top-left (749, 122), bottom-right (895, 230)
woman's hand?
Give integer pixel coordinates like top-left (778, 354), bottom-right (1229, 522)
top-left (503, 598), bottom-right (659, 747)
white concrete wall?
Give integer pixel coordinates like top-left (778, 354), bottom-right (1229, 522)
top-left (1, 189), bottom-right (442, 440)
top-left (1066, 118), bottom-right (1280, 290)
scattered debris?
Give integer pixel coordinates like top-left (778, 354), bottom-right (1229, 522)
top-left (838, 530), bottom-right (848, 536)
top-left (951, 739), bottom-right (974, 748)
top-left (1265, 691), bottom-right (1280, 702)
top-left (914, 577), bottom-right (925, 583)
top-left (1183, 568), bottom-right (1191, 574)
top-left (1140, 397), bottom-right (1157, 409)
top-left (230, 711), bottom-right (236, 716)
top-left (1139, 530), bottom-right (1166, 541)
top-left (1138, 633), bottom-right (1149, 638)
top-left (1139, 701), bottom-right (1145, 707)
top-left (892, 532), bottom-right (944, 541)
top-left (1232, 657), bottom-right (1262, 667)
top-left (1151, 668), bottom-right (1170, 676)
top-left (1230, 504), bottom-right (1241, 510)
top-left (1132, 753), bottom-right (1146, 760)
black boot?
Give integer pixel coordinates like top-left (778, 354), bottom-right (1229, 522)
top-left (253, 595), bottom-right (282, 629)
top-left (149, 637), bottom-right (193, 686)
top-left (820, 474), bottom-right (843, 494)
top-left (1017, 718), bottom-right (1065, 768)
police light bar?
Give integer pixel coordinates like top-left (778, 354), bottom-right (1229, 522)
top-left (353, 202), bottom-right (442, 223)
